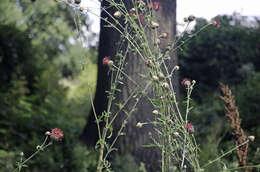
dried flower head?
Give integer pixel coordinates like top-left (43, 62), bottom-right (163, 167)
top-left (113, 11), bottom-right (121, 18)
top-left (152, 110), bottom-right (159, 115)
top-left (185, 123), bottom-right (194, 133)
top-left (149, 2), bottom-right (161, 11)
top-left (181, 78), bottom-right (191, 88)
top-left (50, 128), bottom-right (64, 141)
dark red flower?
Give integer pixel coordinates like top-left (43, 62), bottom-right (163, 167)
top-left (185, 123), bottom-right (194, 133)
top-left (102, 56), bottom-right (112, 66)
top-left (149, 2), bottom-right (161, 11)
top-left (139, 13), bottom-right (145, 23)
top-left (212, 19), bottom-right (221, 28)
top-left (50, 128), bottom-right (64, 141)
top-left (181, 78), bottom-right (191, 88)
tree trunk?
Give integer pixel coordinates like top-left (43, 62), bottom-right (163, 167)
top-left (81, 0), bottom-right (177, 171)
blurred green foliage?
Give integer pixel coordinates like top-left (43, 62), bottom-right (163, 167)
top-left (179, 14), bottom-right (260, 171)
top-left (0, 0), bottom-right (97, 171)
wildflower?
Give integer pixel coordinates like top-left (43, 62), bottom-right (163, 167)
top-left (114, 11), bottom-right (121, 18)
top-left (149, 2), bottom-right (161, 11)
top-left (102, 56), bottom-right (113, 66)
top-left (160, 32), bottom-right (169, 39)
top-left (155, 38), bottom-right (161, 45)
top-left (50, 128), bottom-right (64, 141)
top-left (151, 21), bottom-right (159, 29)
top-left (129, 8), bottom-right (136, 16)
top-left (162, 82), bottom-right (169, 89)
top-left (152, 110), bottom-right (159, 115)
top-left (181, 78), bottom-right (191, 88)
top-left (185, 123), bottom-right (194, 133)
top-left (248, 136), bottom-right (255, 142)
top-left (212, 19), bottom-right (221, 28)
top-left (74, 0), bottom-right (81, 4)
top-left (188, 15), bottom-right (196, 22)
top-left (146, 59), bottom-right (153, 67)
top-left (139, 13), bottom-right (145, 23)
top-left (136, 122), bottom-right (143, 128)
top-left (152, 75), bottom-right (159, 81)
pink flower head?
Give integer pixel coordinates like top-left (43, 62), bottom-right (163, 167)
top-left (160, 32), bottom-right (169, 39)
top-left (212, 19), bottom-right (221, 28)
top-left (50, 128), bottom-right (64, 141)
top-left (181, 78), bottom-right (191, 88)
top-left (149, 2), bottom-right (161, 11)
top-left (102, 56), bottom-right (112, 66)
top-left (139, 13), bottom-right (145, 23)
top-left (185, 123), bottom-right (194, 133)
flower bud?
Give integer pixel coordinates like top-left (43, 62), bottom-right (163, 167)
top-left (113, 11), bottom-right (121, 18)
top-left (152, 75), bottom-right (159, 81)
top-left (146, 59), bottom-right (153, 67)
top-left (173, 132), bottom-right (180, 137)
top-left (162, 82), bottom-right (169, 89)
top-left (248, 136), bottom-right (255, 142)
top-left (151, 21), bottom-right (159, 29)
top-left (152, 110), bottom-right (159, 115)
top-left (136, 122), bottom-right (143, 128)
top-left (158, 72), bottom-right (164, 79)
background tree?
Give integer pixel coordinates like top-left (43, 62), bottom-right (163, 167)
top-left (81, 0), bottom-right (177, 170)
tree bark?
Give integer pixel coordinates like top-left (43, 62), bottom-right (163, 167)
top-left (81, 0), bottom-right (177, 171)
